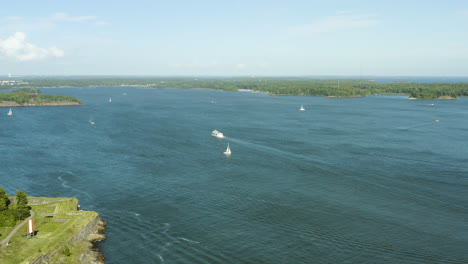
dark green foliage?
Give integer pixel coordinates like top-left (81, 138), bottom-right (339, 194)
top-left (16, 191), bottom-right (28, 206)
top-left (0, 88), bottom-right (82, 105)
top-left (13, 87), bottom-right (42, 94)
top-left (0, 210), bottom-right (17, 227)
top-left (17, 77), bottom-right (468, 99)
top-left (0, 188), bottom-right (8, 211)
top-left (15, 190), bottom-right (30, 220)
top-left (0, 188), bottom-right (31, 226)
top-left (14, 206), bottom-right (31, 220)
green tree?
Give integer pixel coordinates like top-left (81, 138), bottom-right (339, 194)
top-left (15, 190), bottom-right (30, 220)
top-left (16, 190), bottom-right (28, 206)
top-left (0, 187), bottom-right (9, 211)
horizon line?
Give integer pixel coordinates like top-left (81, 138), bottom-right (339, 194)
top-left (3, 74), bottom-right (468, 78)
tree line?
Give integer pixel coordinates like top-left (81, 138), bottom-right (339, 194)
top-left (0, 188), bottom-right (30, 227)
top-left (9, 77), bottom-right (468, 99)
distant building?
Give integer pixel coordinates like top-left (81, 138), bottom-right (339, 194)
top-left (0, 80), bottom-right (29, 86)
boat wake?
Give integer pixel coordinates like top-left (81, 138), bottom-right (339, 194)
top-left (156, 254), bottom-right (165, 263)
top-left (397, 120), bottom-right (440, 130)
top-left (57, 172), bottom-right (92, 200)
top-left (226, 137), bottom-right (308, 162)
top-left (178, 237), bottom-right (200, 244)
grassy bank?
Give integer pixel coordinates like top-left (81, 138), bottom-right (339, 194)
top-left (0, 197), bottom-right (103, 264)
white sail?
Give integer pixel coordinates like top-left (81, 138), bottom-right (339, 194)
top-left (7, 108), bottom-right (12, 116)
top-left (224, 143), bottom-right (231, 155)
top-left (109, 98), bottom-right (112, 103)
top-left (299, 104), bottom-right (305, 111)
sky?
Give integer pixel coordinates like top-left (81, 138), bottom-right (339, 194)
top-left (0, 0), bottom-right (467, 76)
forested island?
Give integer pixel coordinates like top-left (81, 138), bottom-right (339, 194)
top-left (6, 77), bottom-right (468, 99)
top-left (0, 88), bottom-right (82, 107)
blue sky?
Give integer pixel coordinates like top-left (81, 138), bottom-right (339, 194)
top-left (0, 0), bottom-right (467, 76)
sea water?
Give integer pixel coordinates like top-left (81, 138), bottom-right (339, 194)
top-left (1, 87), bottom-right (467, 263)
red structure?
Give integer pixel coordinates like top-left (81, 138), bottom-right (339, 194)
top-left (26, 219), bottom-right (35, 235)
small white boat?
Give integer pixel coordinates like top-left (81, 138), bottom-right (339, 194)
top-left (89, 121), bottom-right (95, 125)
top-left (109, 97), bottom-right (112, 103)
top-left (7, 108), bottom-right (12, 116)
top-left (212, 129), bottom-right (225, 138)
top-left (299, 105), bottom-right (305, 111)
top-left (224, 143), bottom-right (231, 156)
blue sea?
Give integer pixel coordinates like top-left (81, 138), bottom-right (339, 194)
top-left (1, 87), bottom-right (467, 263)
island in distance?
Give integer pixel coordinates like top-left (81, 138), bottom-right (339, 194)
top-left (0, 88), bottom-right (82, 107)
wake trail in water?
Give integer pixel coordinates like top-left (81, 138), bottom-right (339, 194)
top-left (156, 254), bottom-right (165, 263)
top-left (57, 173), bottom-right (92, 200)
top-left (178, 237), bottom-right (200, 244)
top-left (397, 120), bottom-right (440, 130)
top-left (227, 137), bottom-right (311, 162)
top-left (371, 153), bottom-right (468, 171)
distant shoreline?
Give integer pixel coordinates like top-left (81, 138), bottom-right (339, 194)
top-left (6, 83), bottom-right (465, 100)
top-left (0, 102), bottom-right (81, 107)
top-left (408, 95), bottom-right (457, 100)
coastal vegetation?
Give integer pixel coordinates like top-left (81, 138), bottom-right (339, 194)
top-left (0, 193), bottom-right (105, 264)
top-left (0, 87), bottom-right (82, 106)
top-left (0, 188), bottom-right (31, 227)
top-left (144, 78), bottom-right (468, 99)
top-left (8, 77), bottom-right (468, 99)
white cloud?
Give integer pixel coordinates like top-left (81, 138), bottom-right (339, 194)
top-left (0, 32), bottom-right (64, 61)
top-left (5, 16), bottom-right (22, 21)
top-left (95, 21), bottom-right (111, 26)
top-left (52, 12), bottom-right (97, 22)
top-left (236, 63), bottom-right (246, 69)
top-left (51, 12), bottom-right (109, 25)
top-left (291, 13), bottom-right (379, 34)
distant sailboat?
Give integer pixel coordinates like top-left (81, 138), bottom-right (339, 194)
top-left (299, 105), bottom-right (305, 111)
top-left (7, 108), bottom-right (12, 116)
top-left (224, 143), bottom-right (231, 156)
top-left (109, 98), bottom-right (112, 103)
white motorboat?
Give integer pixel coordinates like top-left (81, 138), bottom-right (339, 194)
top-left (212, 129), bottom-right (225, 138)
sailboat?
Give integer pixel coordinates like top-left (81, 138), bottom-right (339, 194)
top-left (109, 98), bottom-right (112, 103)
top-left (7, 108), bottom-right (12, 116)
top-left (224, 143), bottom-right (231, 156)
top-left (299, 105), bottom-right (305, 111)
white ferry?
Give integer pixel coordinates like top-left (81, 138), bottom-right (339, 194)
top-left (212, 129), bottom-right (225, 138)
